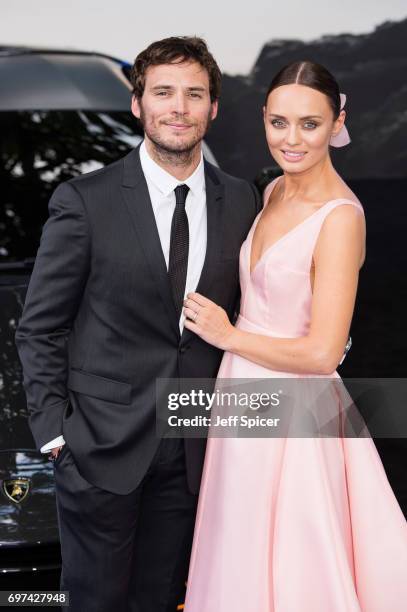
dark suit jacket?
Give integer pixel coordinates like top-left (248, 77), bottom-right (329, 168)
top-left (15, 147), bottom-right (260, 494)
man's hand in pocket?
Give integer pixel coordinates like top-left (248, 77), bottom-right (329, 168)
top-left (50, 445), bottom-right (64, 460)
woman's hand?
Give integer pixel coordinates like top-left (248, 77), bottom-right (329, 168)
top-left (183, 292), bottom-right (236, 351)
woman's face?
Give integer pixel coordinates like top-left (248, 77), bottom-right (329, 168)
top-left (263, 84), bottom-right (345, 174)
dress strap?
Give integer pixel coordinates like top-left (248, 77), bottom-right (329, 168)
top-left (318, 198), bottom-right (365, 219)
top-left (262, 176), bottom-right (282, 209)
top-left (306, 198), bottom-right (365, 265)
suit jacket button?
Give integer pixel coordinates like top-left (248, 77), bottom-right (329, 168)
top-left (179, 346), bottom-right (188, 354)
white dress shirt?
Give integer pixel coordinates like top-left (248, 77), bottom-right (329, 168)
top-left (41, 141), bottom-right (207, 452)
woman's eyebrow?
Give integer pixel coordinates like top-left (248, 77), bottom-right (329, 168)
top-left (269, 113), bottom-right (323, 120)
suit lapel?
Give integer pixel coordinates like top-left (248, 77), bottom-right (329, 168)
top-left (120, 149), bottom-right (225, 346)
top-left (180, 161), bottom-right (224, 345)
top-left (120, 148), bottom-right (181, 340)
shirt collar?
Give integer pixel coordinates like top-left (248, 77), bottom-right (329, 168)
top-left (139, 140), bottom-right (205, 198)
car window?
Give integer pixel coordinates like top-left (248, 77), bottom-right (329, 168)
top-left (0, 110), bottom-right (143, 263)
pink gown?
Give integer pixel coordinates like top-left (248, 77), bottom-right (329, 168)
top-left (184, 178), bottom-right (407, 612)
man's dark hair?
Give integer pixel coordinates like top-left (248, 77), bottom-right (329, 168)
top-left (130, 36), bottom-right (222, 103)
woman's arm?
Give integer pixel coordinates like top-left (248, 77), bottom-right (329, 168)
top-left (184, 204), bottom-right (365, 375)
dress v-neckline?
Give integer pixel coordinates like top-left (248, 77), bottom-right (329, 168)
top-left (248, 178), bottom-right (357, 278)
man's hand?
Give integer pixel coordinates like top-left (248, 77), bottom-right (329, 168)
top-left (50, 445), bottom-right (64, 460)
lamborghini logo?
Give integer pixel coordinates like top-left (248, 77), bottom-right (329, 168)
top-left (2, 478), bottom-right (31, 504)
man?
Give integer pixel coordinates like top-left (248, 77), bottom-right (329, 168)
top-left (15, 36), bottom-right (260, 612)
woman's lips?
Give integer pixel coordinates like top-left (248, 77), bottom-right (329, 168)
top-left (281, 150), bottom-right (307, 162)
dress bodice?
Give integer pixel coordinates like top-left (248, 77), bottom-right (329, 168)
top-left (238, 177), bottom-right (364, 339)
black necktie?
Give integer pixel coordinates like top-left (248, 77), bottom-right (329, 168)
top-left (168, 184), bottom-right (190, 320)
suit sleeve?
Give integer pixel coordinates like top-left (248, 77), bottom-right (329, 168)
top-left (15, 181), bottom-right (91, 450)
top-left (230, 180), bottom-right (261, 323)
top-left (248, 180), bottom-right (262, 215)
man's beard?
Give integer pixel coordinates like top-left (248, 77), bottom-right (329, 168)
top-left (139, 107), bottom-right (213, 166)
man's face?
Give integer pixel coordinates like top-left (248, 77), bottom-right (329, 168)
top-left (131, 60), bottom-right (218, 154)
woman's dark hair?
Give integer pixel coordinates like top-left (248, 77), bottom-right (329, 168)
top-left (130, 36), bottom-right (222, 103)
top-left (264, 61), bottom-right (341, 118)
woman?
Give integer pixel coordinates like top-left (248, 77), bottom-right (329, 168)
top-left (182, 61), bottom-right (407, 611)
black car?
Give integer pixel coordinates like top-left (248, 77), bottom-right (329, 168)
top-left (0, 45), bottom-right (217, 583)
